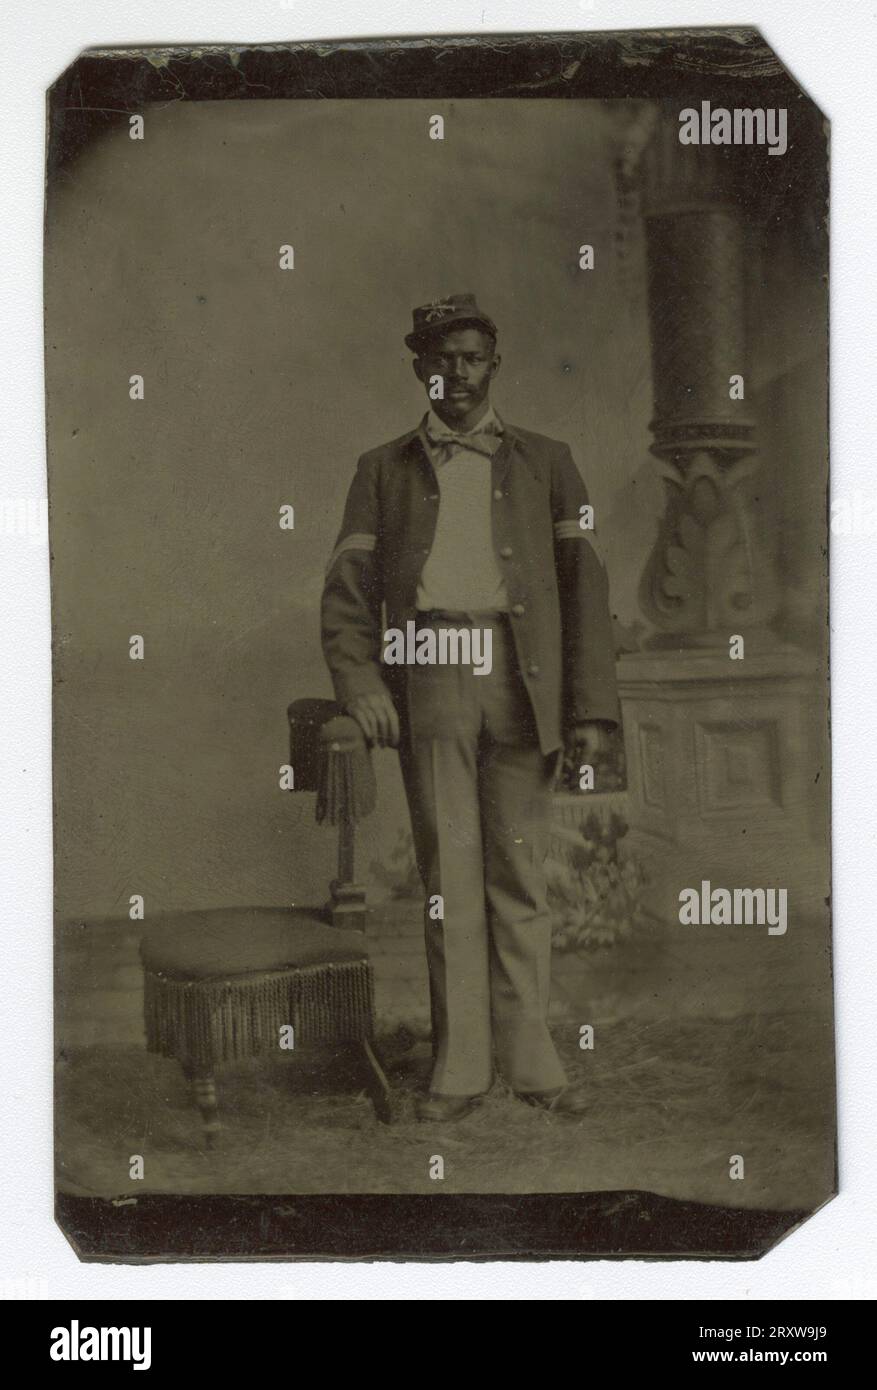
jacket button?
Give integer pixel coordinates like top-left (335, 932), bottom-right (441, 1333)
top-left (493, 489), bottom-right (503, 500)
top-left (499, 546), bottom-right (513, 559)
top-left (527, 662), bottom-right (540, 677)
top-left (511, 604), bottom-right (525, 617)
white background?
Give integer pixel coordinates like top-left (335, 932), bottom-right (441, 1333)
top-left (1, 0), bottom-right (874, 1301)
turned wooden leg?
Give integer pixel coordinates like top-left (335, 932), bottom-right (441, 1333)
top-left (182, 1063), bottom-right (221, 1149)
top-left (359, 1036), bottom-right (393, 1125)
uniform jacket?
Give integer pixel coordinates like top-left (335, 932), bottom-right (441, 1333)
top-left (320, 417), bottom-right (620, 755)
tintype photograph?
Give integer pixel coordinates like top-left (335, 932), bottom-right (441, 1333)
top-left (46, 29), bottom-right (832, 1261)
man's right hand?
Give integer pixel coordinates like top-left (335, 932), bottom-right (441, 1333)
top-left (345, 691), bottom-right (400, 748)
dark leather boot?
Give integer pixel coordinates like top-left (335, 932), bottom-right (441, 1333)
top-left (415, 1093), bottom-right (484, 1122)
top-left (517, 1086), bottom-right (588, 1118)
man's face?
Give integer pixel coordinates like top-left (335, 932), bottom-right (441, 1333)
top-left (413, 327), bottom-right (500, 428)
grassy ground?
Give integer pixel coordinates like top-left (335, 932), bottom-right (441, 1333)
top-left (57, 1005), bottom-right (834, 1211)
top-left (57, 900), bottom-right (836, 1213)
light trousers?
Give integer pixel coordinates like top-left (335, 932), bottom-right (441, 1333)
top-left (397, 613), bottom-right (567, 1097)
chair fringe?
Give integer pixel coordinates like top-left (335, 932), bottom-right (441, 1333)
top-left (143, 959), bottom-right (374, 1070)
top-left (316, 741), bottom-right (376, 826)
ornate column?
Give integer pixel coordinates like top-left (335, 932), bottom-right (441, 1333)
top-left (617, 111), bottom-right (822, 914)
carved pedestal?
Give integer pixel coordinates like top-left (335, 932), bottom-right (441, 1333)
top-left (618, 647), bottom-right (824, 921)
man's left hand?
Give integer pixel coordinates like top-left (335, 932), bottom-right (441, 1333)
top-left (565, 721), bottom-right (612, 764)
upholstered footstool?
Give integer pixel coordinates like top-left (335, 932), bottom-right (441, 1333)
top-left (141, 905), bottom-right (392, 1146)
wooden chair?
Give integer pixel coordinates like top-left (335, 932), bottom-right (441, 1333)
top-left (140, 700), bottom-right (391, 1147)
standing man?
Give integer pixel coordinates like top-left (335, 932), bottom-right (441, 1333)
top-left (321, 294), bottom-right (619, 1122)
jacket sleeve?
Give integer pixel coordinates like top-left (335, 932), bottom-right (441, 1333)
top-left (320, 454), bottom-right (389, 706)
top-left (550, 445), bottom-right (620, 728)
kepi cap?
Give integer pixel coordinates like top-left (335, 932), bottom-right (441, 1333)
top-left (405, 293), bottom-right (497, 351)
